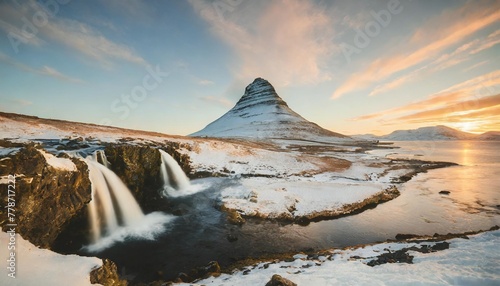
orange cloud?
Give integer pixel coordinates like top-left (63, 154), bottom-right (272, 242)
top-left (404, 105), bottom-right (500, 124)
top-left (395, 94), bottom-right (500, 121)
top-left (188, 0), bottom-right (334, 86)
top-left (351, 70), bottom-right (500, 121)
top-left (332, 0), bottom-right (500, 98)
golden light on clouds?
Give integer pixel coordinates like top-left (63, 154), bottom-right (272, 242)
top-left (351, 70), bottom-right (500, 134)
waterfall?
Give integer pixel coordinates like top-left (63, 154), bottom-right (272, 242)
top-left (85, 152), bottom-right (144, 243)
top-left (92, 150), bottom-right (109, 168)
top-left (159, 149), bottom-right (191, 196)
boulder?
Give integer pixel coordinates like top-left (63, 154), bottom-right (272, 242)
top-left (265, 274), bottom-right (297, 286)
top-left (90, 259), bottom-right (127, 286)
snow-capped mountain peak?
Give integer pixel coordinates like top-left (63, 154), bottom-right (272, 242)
top-left (191, 78), bottom-right (349, 141)
top-left (234, 77), bottom-right (288, 111)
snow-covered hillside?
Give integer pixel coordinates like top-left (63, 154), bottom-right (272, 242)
top-left (191, 78), bottom-right (351, 142)
top-left (353, 125), bottom-right (500, 141)
top-left (478, 131), bottom-right (500, 140)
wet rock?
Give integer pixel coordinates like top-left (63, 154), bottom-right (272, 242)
top-left (265, 274), bottom-right (297, 286)
top-left (0, 144), bottom-right (91, 248)
top-left (103, 145), bottom-right (164, 210)
top-left (395, 233), bottom-right (421, 240)
top-left (227, 233), bottom-right (238, 242)
top-left (0, 139), bottom-right (24, 148)
top-left (439, 190), bottom-right (451, 195)
top-left (432, 241), bottom-right (450, 251)
top-left (367, 249), bottom-right (414, 267)
top-left (225, 209), bottom-right (246, 225)
top-left (90, 259), bottom-right (127, 286)
top-left (175, 272), bottom-right (191, 283)
top-left (56, 139), bottom-right (90, 150)
top-left (189, 261), bottom-right (221, 280)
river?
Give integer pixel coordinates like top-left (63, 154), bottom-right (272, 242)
top-left (91, 141), bottom-right (500, 283)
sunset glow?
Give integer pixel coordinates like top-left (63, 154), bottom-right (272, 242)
top-left (0, 0), bottom-right (498, 136)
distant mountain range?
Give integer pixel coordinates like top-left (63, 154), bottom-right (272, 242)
top-left (191, 78), bottom-right (351, 142)
top-left (353, 125), bottom-right (500, 141)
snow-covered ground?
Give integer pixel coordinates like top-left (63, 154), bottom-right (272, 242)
top-left (1, 112), bottom-right (416, 221)
top-left (189, 230), bottom-right (500, 286)
top-left (0, 232), bottom-right (102, 286)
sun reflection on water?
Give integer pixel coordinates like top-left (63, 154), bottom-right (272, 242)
top-left (459, 141), bottom-right (472, 166)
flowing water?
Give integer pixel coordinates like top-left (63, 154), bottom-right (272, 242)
top-left (86, 141), bottom-right (500, 283)
top-left (85, 155), bottom-right (144, 243)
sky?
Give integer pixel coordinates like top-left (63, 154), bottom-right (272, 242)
top-left (0, 0), bottom-right (499, 136)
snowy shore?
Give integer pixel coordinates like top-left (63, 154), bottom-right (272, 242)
top-left (188, 229), bottom-right (500, 286)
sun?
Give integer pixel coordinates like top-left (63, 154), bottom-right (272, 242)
top-left (451, 122), bottom-right (479, 133)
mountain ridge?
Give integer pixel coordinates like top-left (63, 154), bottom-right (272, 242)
top-left (352, 125), bottom-right (500, 141)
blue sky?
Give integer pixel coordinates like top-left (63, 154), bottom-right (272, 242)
top-left (0, 0), bottom-right (499, 136)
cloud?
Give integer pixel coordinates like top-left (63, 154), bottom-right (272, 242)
top-left (39, 66), bottom-right (84, 83)
top-left (198, 79), bottom-right (215, 85)
top-left (351, 70), bottom-right (500, 121)
top-left (403, 105), bottom-right (500, 125)
top-left (368, 30), bottom-right (500, 97)
top-left (0, 52), bottom-right (84, 83)
top-left (395, 93), bottom-right (500, 122)
top-left (200, 95), bottom-right (234, 108)
top-left (0, 0), bottom-right (148, 68)
top-left (332, 0), bottom-right (500, 98)
top-left (463, 60), bottom-right (489, 72)
top-left (44, 18), bottom-right (148, 68)
top-left (188, 0), bottom-right (335, 86)
top-left (11, 99), bottom-right (33, 106)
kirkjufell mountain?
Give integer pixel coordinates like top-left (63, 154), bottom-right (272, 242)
top-left (191, 78), bottom-right (350, 141)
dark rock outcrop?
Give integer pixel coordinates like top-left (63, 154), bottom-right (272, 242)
top-left (265, 274), bottom-right (297, 286)
top-left (104, 145), bottom-right (163, 210)
top-left (0, 144), bottom-right (91, 248)
top-left (90, 259), bottom-right (127, 286)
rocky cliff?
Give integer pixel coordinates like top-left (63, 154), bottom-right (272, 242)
top-left (0, 143), bottom-right (92, 248)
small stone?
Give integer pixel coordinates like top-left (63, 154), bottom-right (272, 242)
top-left (439, 190), bottom-right (451, 195)
top-left (226, 210), bottom-right (246, 225)
top-left (265, 274), bottom-right (297, 286)
top-left (227, 234), bottom-right (238, 242)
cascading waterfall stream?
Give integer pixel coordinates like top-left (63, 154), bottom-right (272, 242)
top-left (159, 149), bottom-right (191, 196)
top-left (92, 149), bottom-right (110, 168)
top-left (85, 151), bottom-right (144, 243)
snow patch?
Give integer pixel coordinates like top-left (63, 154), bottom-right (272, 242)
top-left (39, 149), bottom-right (77, 172)
top-left (0, 232), bottom-right (101, 286)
